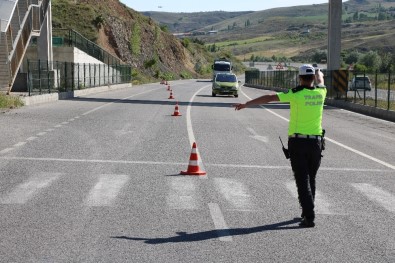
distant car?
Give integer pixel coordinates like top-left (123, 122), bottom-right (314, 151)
top-left (348, 76), bottom-right (372, 91)
top-left (212, 73), bottom-right (240, 97)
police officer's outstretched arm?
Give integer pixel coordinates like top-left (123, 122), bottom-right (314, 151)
top-left (315, 69), bottom-right (325, 86)
top-left (233, 94), bottom-right (279, 111)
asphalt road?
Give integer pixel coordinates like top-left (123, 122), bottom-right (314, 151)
top-left (0, 79), bottom-right (394, 262)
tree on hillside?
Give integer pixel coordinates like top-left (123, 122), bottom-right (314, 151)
top-left (312, 49), bottom-right (327, 64)
top-left (345, 50), bottom-right (361, 65)
top-left (360, 51), bottom-right (382, 72)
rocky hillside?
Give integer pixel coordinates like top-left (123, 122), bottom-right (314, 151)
top-left (52, 0), bottom-right (216, 82)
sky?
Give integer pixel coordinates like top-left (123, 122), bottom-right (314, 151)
top-left (120, 0), bottom-right (348, 13)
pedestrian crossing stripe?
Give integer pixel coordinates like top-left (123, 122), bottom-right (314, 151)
top-left (0, 173), bottom-right (61, 204)
top-left (85, 174), bottom-right (129, 206)
top-left (352, 183), bottom-right (395, 213)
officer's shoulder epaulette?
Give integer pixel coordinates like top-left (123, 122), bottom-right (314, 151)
top-left (291, 86), bottom-right (304, 93)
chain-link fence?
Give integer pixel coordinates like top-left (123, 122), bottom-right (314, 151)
top-left (27, 60), bottom-right (132, 96)
top-left (245, 69), bottom-right (394, 111)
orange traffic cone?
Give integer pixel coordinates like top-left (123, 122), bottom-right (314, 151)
top-left (168, 90), bottom-right (174, 99)
top-left (171, 101), bottom-right (182, 116)
top-left (180, 142), bottom-right (206, 176)
top-left (167, 85), bottom-right (171, 91)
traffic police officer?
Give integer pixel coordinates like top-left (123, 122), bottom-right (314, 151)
top-left (234, 64), bottom-right (326, 228)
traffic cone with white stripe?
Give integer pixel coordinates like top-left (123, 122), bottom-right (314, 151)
top-left (180, 142), bottom-right (206, 176)
top-left (171, 101), bottom-right (182, 116)
top-left (168, 90), bottom-right (174, 99)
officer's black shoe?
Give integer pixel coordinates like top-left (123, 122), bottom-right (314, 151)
top-left (299, 217), bottom-right (315, 228)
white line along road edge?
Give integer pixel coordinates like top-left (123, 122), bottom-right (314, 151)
top-left (239, 87), bottom-right (395, 171)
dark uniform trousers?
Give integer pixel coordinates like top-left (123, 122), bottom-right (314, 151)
top-left (288, 137), bottom-right (322, 221)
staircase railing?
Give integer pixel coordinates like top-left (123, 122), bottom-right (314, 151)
top-left (2, 0), bottom-right (50, 93)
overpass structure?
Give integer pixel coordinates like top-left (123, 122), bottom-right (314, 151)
top-left (0, 0), bottom-right (52, 94)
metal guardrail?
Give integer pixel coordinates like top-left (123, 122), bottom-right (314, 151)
top-left (27, 60), bottom-right (132, 96)
top-left (245, 69), bottom-right (394, 111)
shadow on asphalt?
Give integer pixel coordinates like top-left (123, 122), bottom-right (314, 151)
top-left (111, 218), bottom-right (302, 244)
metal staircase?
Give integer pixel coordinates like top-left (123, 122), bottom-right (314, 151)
top-left (0, 0), bottom-right (50, 93)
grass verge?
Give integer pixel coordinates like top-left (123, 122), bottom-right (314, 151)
top-left (0, 93), bottom-right (24, 109)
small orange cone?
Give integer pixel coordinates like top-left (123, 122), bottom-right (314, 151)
top-left (167, 85), bottom-right (171, 91)
top-left (171, 101), bottom-right (182, 116)
top-left (168, 90), bottom-right (174, 99)
top-left (180, 142), bottom-right (206, 176)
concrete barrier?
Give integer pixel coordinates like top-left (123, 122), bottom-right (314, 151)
top-left (245, 83), bottom-right (395, 123)
top-left (18, 83), bottom-right (132, 106)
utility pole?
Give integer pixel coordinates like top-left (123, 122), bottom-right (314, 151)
top-left (327, 0), bottom-right (342, 94)
top-left (327, 0), bottom-right (342, 71)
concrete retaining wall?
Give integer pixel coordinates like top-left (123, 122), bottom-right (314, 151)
top-left (20, 83), bottom-right (132, 106)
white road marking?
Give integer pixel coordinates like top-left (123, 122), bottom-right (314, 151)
top-left (208, 203), bottom-right (233, 242)
top-left (85, 174), bottom-right (129, 206)
top-left (37, 132), bottom-right (47, 136)
top-left (68, 118), bottom-right (75, 122)
top-left (81, 88), bottom-right (162, 116)
top-left (0, 173), bottom-right (60, 204)
top-left (45, 128), bottom-right (55, 132)
top-left (54, 125), bottom-right (62, 128)
top-left (0, 148), bottom-right (14, 154)
top-left (13, 142), bottom-right (26, 147)
top-left (214, 178), bottom-right (252, 209)
top-left (352, 183), bottom-right (395, 213)
top-left (326, 138), bottom-right (395, 170)
top-left (167, 178), bottom-right (198, 210)
top-left (61, 122), bottom-right (69, 125)
top-left (247, 127), bottom-right (268, 143)
top-left (26, 137), bottom-right (38, 141)
top-left (240, 87), bottom-right (395, 170)
top-left (186, 85), bottom-right (211, 178)
top-left (0, 156), bottom-right (391, 173)
top-left (286, 181), bottom-right (334, 215)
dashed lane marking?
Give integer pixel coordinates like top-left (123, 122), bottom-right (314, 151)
top-left (0, 148), bottom-right (14, 154)
top-left (26, 137), bottom-right (38, 141)
top-left (13, 142), bottom-right (26, 147)
top-left (208, 203), bottom-right (233, 242)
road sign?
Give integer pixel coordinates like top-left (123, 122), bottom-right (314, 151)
top-left (332, 70), bottom-right (348, 93)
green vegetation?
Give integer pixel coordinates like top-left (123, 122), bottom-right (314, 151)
top-left (52, 0), bottom-right (99, 41)
top-left (130, 23), bottom-right (141, 55)
top-left (0, 94), bottom-right (24, 109)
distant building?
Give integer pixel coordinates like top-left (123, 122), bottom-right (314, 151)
top-left (208, 30), bottom-right (218, 35)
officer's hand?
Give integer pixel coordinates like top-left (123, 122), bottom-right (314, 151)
top-left (233, 103), bottom-right (246, 111)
